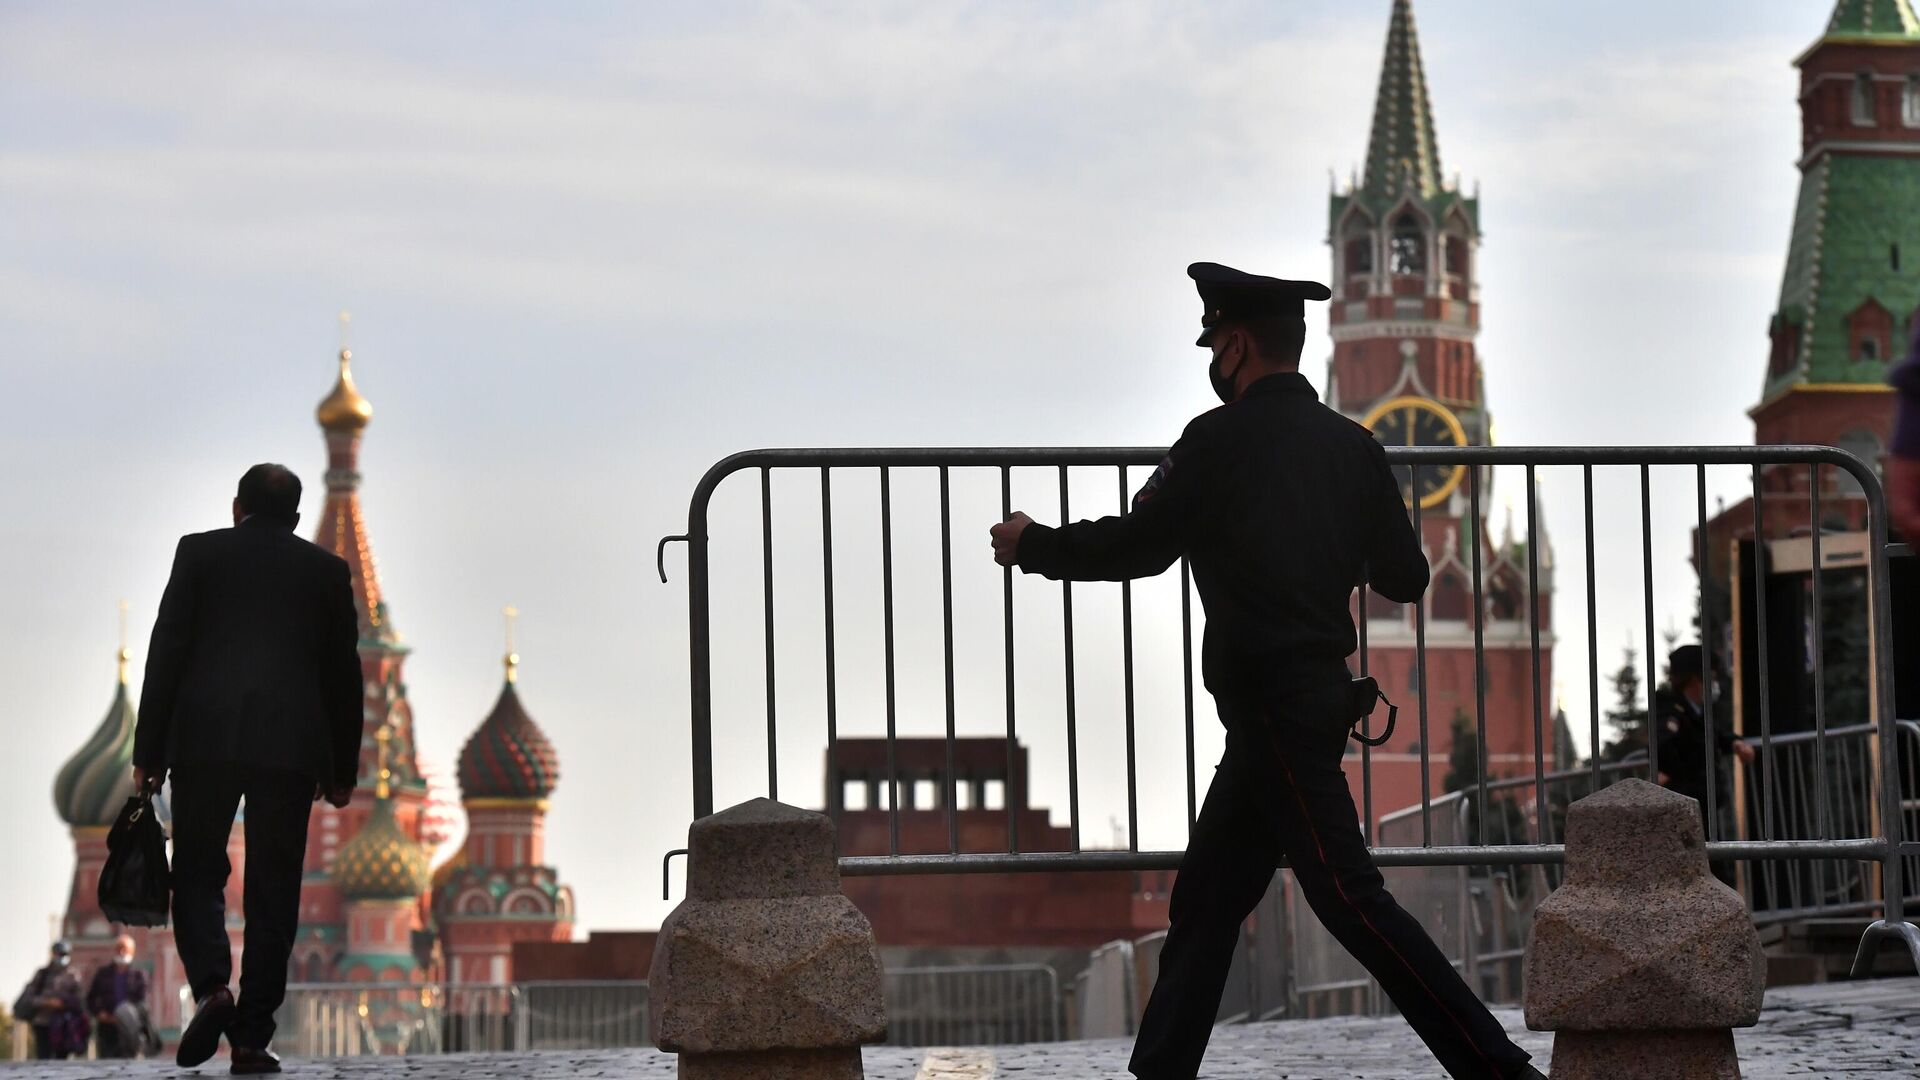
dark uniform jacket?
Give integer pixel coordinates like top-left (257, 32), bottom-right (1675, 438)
top-left (133, 517), bottom-right (363, 790)
top-left (1016, 372), bottom-right (1429, 700)
top-left (1653, 686), bottom-right (1738, 805)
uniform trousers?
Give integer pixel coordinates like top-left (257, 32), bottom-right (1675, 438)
top-left (1129, 681), bottom-right (1534, 1080)
top-left (170, 764), bottom-right (314, 1050)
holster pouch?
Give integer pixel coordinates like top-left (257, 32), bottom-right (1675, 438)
top-left (1349, 676), bottom-right (1398, 747)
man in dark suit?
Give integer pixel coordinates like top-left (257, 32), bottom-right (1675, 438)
top-left (132, 463), bottom-right (362, 1073)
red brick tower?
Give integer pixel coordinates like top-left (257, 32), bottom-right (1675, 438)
top-left (434, 619), bottom-right (574, 985)
top-left (1704, 0), bottom-right (1915, 560)
top-left (296, 337), bottom-right (434, 981)
top-left (1328, 0), bottom-right (1557, 826)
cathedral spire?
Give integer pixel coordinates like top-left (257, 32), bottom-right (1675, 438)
top-left (313, 329), bottom-right (395, 644)
top-left (1362, 0), bottom-right (1444, 201)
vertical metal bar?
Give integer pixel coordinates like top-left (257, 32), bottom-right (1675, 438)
top-left (1696, 464), bottom-right (1717, 839)
top-left (1470, 464), bottom-right (1489, 849)
top-left (880, 466), bottom-right (899, 855)
top-left (1181, 558), bottom-right (1197, 834)
top-left (761, 467), bottom-right (778, 801)
top-left (1001, 466), bottom-right (1019, 854)
top-left (1059, 465), bottom-right (1081, 852)
top-left (940, 466), bottom-right (958, 854)
top-left (1357, 583), bottom-right (1374, 843)
top-left (1862, 456), bottom-right (1907, 926)
top-left (1809, 467), bottom-right (1830, 839)
top-left (1412, 484), bottom-right (1431, 847)
top-left (1119, 466), bottom-right (1139, 852)
top-left (821, 468), bottom-right (840, 836)
top-left (689, 519), bottom-right (714, 820)
top-left (1526, 464), bottom-right (1545, 838)
top-left (1584, 464), bottom-right (1600, 787)
top-left (1751, 465), bottom-right (1773, 843)
top-left (1642, 464), bottom-right (1659, 783)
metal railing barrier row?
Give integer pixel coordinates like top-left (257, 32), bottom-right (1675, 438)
top-left (662, 445), bottom-right (1919, 975)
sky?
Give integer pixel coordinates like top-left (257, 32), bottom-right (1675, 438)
top-left (1, 0), bottom-right (1838, 988)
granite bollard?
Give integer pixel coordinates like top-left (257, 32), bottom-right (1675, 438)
top-left (1523, 778), bottom-right (1764, 1079)
top-left (649, 798), bottom-right (887, 1079)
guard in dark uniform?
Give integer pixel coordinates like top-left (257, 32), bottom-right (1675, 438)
top-left (988, 264), bottom-right (1540, 1080)
top-left (1654, 644), bottom-right (1752, 885)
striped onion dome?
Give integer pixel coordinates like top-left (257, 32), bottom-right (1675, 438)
top-left (457, 668), bottom-right (559, 802)
top-left (334, 789), bottom-right (432, 901)
top-left (54, 654), bottom-right (138, 828)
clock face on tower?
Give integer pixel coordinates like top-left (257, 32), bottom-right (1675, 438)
top-left (1361, 395), bottom-right (1469, 509)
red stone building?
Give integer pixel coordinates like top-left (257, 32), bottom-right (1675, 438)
top-left (828, 738), bottom-right (1172, 956)
top-left (1327, 0), bottom-right (1559, 825)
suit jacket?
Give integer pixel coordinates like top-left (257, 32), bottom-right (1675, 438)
top-left (133, 517), bottom-right (363, 790)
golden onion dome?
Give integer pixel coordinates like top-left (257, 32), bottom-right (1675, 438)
top-left (334, 725), bottom-right (430, 901)
top-left (316, 348), bottom-right (373, 432)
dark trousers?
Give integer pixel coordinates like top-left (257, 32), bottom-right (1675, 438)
top-left (170, 765), bottom-right (313, 1049)
top-left (30, 1025), bottom-right (56, 1059)
top-left (1130, 685), bottom-right (1532, 1080)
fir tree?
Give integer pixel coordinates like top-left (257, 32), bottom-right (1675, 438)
top-left (1601, 647), bottom-right (1650, 762)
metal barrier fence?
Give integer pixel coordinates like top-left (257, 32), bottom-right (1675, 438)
top-left (884, 964), bottom-right (1061, 1046)
top-left (269, 981), bottom-right (650, 1057)
top-left (267, 970), bottom-right (1061, 1055)
top-left (661, 445), bottom-right (1918, 974)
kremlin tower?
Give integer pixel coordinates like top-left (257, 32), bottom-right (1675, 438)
top-left (434, 618), bottom-right (574, 985)
top-left (1328, 0), bottom-right (1558, 826)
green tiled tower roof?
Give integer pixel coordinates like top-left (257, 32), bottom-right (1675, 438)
top-left (1769, 157), bottom-right (1920, 399)
top-left (1363, 0), bottom-right (1442, 201)
top-left (53, 653), bottom-right (137, 829)
top-left (1331, 0), bottom-right (1477, 230)
top-left (1823, 0), bottom-right (1920, 40)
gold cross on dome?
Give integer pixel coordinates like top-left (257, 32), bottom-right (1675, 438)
top-left (503, 604), bottom-right (520, 684)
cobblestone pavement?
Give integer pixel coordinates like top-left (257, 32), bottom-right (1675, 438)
top-left (6, 978), bottom-right (1914, 1079)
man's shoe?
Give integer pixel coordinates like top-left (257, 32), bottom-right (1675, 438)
top-left (176, 987), bottom-right (235, 1068)
top-left (230, 1046), bottom-right (282, 1075)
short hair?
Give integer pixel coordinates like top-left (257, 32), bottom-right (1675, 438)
top-left (1227, 315), bottom-right (1307, 366)
top-left (237, 464), bottom-right (302, 523)
top-left (114, 934), bottom-right (135, 952)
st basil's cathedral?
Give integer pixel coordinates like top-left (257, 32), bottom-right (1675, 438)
top-left (50, 341), bottom-right (577, 1039)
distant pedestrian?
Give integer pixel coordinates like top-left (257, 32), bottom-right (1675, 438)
top-left (13, 942), bottom-right (89, 1060)
top-left (1655, 644), bottom-right (1754, 885)
top-left (133, 463), bottom-right (362, 1074)
top-left (87, 934), bottom-right (156, 1058)
top-left (1889, 309), bottom-right (1919, 542)
top-left (990, 263), bottom-right (1542, 1080)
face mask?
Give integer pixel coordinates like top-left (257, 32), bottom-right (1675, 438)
top-left (1208, 341), bottom-right (1242, 404)
top-left (55, 956), bottom-right (70, 968)
top-left (114, 954), bottom-right (132, 967)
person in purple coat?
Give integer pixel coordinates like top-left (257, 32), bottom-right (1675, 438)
top-left (87, 935), bottom-right (154, 1058)
top-left (1891, 315), bottom-right (1920, 543)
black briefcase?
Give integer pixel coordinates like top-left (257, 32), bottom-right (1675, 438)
top-left (98, 794), bottom-right (171, 927)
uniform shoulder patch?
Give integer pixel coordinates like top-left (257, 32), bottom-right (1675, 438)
top-left (1132, 455), bottom-right (1172, 510)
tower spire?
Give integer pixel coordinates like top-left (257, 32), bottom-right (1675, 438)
top-left (502, 604), bottom-right (520, 685)
top-left (116, 599), bottom-right (130, 686)
top-left (1362, 0), bottom-right (1444, 200)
